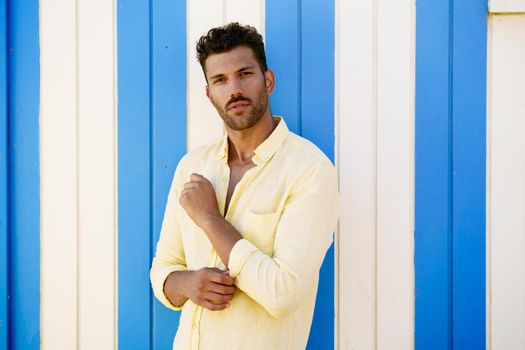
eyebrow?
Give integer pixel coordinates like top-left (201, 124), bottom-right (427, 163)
top-left (208, 65), bottom-right (257, 81)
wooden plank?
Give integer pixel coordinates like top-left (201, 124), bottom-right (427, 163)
top-left (0, 0), bottom-right (8, 346)
top-left (265, 0), bottom-right (301, 134)
top-left (300, 1), bottom-right (335, 348)
top-left (151, 1), bottom-right (187, 349)
top-left (76, 0), bottom-right (116, 348)
top-left (376, 0), bottom-right (414, 348)
top-left (186, 0), bottom-right (224, 151)
top-left (451, 1), bottom-right (487, 348)
top-left (337, 0), bottom-right (377, 348)
top-left (414, 0), bottom-right (453, 348)
top-left (39, 0), bottom-right (78, 348)
top-left (117, 0), bottom-right (152, 348)
top-left (7, 1), bottom-right (41, 343)
top-left (488, 14), bottom-right (525, 350)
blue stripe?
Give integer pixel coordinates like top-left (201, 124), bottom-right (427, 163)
top-left (118, 0), bottom-right (186, 348)
top-left (118, 1), bottom-right (153, 348)
top-left (150, 1), bottom-right (187, 349)
top-left (265, 0), bottom-right (301, 134)
top-left (415, 0), bottom-right (487, 348)
top-left (6, 0), bottom-right (40, 348)
top-left (266, 0), bottom-right (335, 347)
top-left (415, 0), bottom-right (453, 346)
top-left (0, 0), bottom-right (8, 348)
top-left (451, 1), bottom-right (486, 347)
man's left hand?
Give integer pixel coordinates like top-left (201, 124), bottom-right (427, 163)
top-left (179, 173), bottom-right (221, 229)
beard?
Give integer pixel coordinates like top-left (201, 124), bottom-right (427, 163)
top-left (211, 83), bottom-right (269, 131)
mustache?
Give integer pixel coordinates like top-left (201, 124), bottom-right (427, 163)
top-left (226, 95), bottom-right (251, 110)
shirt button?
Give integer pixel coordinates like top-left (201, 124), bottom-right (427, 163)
top-left (222, 176), bottom-right (228, 182)
top-left (192, 323), bottom-right (196, 329)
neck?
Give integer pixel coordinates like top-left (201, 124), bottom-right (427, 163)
top-left (226, 113), bottom-right (276, 164)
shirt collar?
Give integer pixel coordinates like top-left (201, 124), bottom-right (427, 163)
top-left (218, 116), bottom-right (289, 164)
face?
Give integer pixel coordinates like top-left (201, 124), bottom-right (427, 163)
top-left (205, 46), bottom-right (274, 131)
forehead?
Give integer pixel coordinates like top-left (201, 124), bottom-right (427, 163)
top-left (204, 46), bottom-right (259, 78)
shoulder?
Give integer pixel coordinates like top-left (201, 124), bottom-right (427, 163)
top-left (173, 137), bottom-right (224, 184)
top-left (282, 131), bottom-right (334, 170)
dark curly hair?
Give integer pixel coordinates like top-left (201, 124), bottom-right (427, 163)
top-left (196, 22), bottom-right (268, 77)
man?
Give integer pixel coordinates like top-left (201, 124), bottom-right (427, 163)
top-left (150, 22), bottom-right (339, 350)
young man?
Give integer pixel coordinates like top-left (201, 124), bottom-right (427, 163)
top-left (150, 23), bottom-right (339, 349)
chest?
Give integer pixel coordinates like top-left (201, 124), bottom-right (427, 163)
top-left (225, 162), bottom-right (256, 214)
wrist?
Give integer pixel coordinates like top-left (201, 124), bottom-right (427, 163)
top-left (199, 213), bottom-right (225, 233)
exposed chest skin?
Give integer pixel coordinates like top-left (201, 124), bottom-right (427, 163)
top-left (224, 160), bottom-right (256, 216)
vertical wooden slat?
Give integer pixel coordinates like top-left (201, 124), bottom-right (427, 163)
top-left (117, 0), bottom-right (152, 348)
top-left (77, 0), bottom-right (117, 348)
top-left (337, 0), bottom-right (377, 348)
top-left (489, 14), bottom-right (525, 350)
top-left (265, 0), bottom-right (301, 134)
top-left (7, 0), bottom-right (41, 344)
top-left (451, 1), bottom-right (487, 347)
top-left (186, 0), bottom-right (224, 151)
top-left (376, 0), bottom-right (414, 348)
top-left (300, 1), bottom-right (335, 348)
top-left (40, 0), bottom-right (78, 347)
top-left (151, 1), bottom-right (187, 349)
top-left (0, 0), bottom-right (8, 346)
top-left (414, 0), bottom-right (453, 348)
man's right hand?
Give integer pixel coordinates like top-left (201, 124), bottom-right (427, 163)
top-left (164, 268), bottom-right (236, 311)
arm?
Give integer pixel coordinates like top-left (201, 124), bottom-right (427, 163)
top-left (180, 162), bottom-right (340, 318)
top-left (150, 168), bottom-right (236, 311)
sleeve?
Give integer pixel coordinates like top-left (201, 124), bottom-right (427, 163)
top-left (150, 163), bottom-right (188, 311)
top-left (227, 161), bottom-right (340, 319)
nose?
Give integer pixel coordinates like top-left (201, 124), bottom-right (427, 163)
top-left (228, 77), bottom-right (244, 97)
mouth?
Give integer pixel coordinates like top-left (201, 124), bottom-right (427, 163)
top-left (227, 101), bottom-right (251, 111)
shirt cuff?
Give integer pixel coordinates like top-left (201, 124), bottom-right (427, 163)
top-left (228, 238), bottom-right (258, 278)
top-left (152, 265), bottom-right (187, 311)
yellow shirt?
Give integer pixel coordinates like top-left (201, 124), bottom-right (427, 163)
top-left (150, 117), bottom-right (340, 350)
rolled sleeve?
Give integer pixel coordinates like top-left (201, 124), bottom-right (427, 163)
top-left (228, 239), bottom-right (259, 278)
top-left (227, 161), bottom-right (340, 319)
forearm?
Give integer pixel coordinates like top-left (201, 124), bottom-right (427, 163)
top-left (201, 215), bottom-right (242, 266)
top-left (163, 270), bottom-right (193, 307)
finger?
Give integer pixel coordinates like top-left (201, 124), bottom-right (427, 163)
top-left (208, 283), bottom-right (236, 295)
top-left (208, 271), bottom-right (235, 285)
top-left (201, 299), bottom-right (229, 311)
top-left (204, 291), bottom-right (234, 304)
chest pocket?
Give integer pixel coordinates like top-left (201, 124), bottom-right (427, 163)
top-left (236, 210), bottom-right (280, 256)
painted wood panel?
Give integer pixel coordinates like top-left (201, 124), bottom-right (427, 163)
top-left (186, 0), bottom-right (265, 151)
top-left (0, 0), bottom-right (8, 346)
top-left (376, 0), bottom-right (414, 348)
top-left (6, 2), bottom-right (40, 348)
top-left (40, 0), bottom-right (118, 348)
top-left (40, 0), bottom-right (79, 347)
top-left (76, 0), bottom-right (117, 348)
top-left (337, 0), bottom-right (377, 347)
top-left (337, 0), bottom-right (415, 348)
top-left (488, 14), bottom-right (525, 350)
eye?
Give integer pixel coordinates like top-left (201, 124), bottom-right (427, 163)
top-left (240, 71), bottom-right (252, 77)
top-left (213, 77), bottom-right (225, 85)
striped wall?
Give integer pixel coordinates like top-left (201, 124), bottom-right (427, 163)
top-left (3, 0), bottom-right (525, 349)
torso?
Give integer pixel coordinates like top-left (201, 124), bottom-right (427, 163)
top-left (224, 161), bottom-right (256, 216)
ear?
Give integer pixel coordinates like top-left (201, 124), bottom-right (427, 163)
top-left (264, 69), bottom-right (275, 95)
top-left (205, 85), bottom-right (210, 99)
